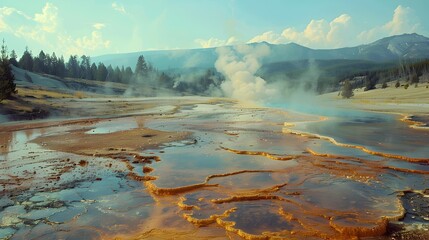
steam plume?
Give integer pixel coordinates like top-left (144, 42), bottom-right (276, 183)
top-left (215, 44), bottom-right (279, 104)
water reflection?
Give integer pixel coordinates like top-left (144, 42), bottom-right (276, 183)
top-left (1, 99), bottom-right (428, 239)
top-left (85, 118), bottom-right (138, 134)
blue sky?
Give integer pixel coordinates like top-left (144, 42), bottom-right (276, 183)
top-left (1, 0), bottom-right (428, 57)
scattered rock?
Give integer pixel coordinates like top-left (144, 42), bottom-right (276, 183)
top-left (143, 166), bottom-right (154, 174)
top-left (78, 160), bottom-right (88, 167)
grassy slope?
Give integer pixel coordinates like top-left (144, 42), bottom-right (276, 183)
top-left (321, 79), bottom-right (429, 114)
top-left (0, 86), bottom-right (79, 121)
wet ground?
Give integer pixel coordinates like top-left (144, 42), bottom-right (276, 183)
top-left (1, 97), bottom-right (428, 239)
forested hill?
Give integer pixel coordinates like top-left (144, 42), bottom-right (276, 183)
top-left (93, 33), bottom-right (429, 71)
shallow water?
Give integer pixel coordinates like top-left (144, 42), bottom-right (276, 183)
top-left (297, 112), bottom-right (429, 159)
top-left (1, 98), bottom-right (428, 239)
top-left (85, 118), bottom-right (138, 134)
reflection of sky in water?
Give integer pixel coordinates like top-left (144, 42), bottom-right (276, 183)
top-left (85, 118), bottom-right (138, 134)
top-left (143, 129), bottom-right (299, 188)
top-left (2, 100), bottom-right (429, 239)
top-left (0, 130), bottom-right (52, 165)
top-left (279, 104), bottom-right (429, 158)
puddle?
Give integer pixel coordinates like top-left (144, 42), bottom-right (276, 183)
top-left (85, 118), bottom-right (138, 134)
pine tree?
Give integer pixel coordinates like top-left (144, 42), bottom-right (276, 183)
top-left (34, 50), bottom-right (47, 73)
top-left (96, 63), bottom-right (108, 81)
top-left (57, 56), bottom-right (66, 78)
top-left (9, 50), bottom-right (19, 67)
top-left (45, 53), bottom-right (52, 74)
top-left (120, 66), bottom-right (125, 83)
top-left (106, 65), bottom-right (114, 82)
top-left (134, 55), bottom-right (148, 77)
top-left (341, 80), bottom-right (353, 99)
top-left (66, 55), bottom-right (79, 78)
top-left (19, 47), bottom-right (33, 71)
top-left (50, 52), bottom-right (58, 75)
top-left (90, 63), bottom-right (98, 80)
top-left (114, 66), bottom-right (121, 82)
top-left (0, 40), bottom-right (16, 101)
top-left (80, 55), bottom-right (91, 79)
top-left (123, 67), bottom-right (133, 83)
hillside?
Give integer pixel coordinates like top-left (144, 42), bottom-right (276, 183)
top-left (12, 66), bottom-right (127, 95)
top-left (320, 79), bottom-right (429, 115)
top-left (93, 33), bottom-right (429, 71)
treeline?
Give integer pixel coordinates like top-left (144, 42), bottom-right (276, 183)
top-left (341, 59), bottom-right (429, 90)
top-left (10, 47), bottom-right (135, 83)
top-left (9, 46), bottom-right (225, 96)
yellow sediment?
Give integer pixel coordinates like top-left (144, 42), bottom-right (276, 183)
top-left (329, 217), bottom-right (388, 237)
top-left (278, 207), bottom-right (297, 222)
top-left (283, 122), bottom-right (295, 127)
top-left (120, 159), bottom-right (135, 171)
top-left (112, 227), bottom-right (222, 240)
top-left (144, 169), bottom-right (287, 198)
top-left (283, 127), bottom-right (429, 163)
top-left (127, 172), bottom-right (157, 182)
top-left (145, 181), bottom-right (219, 195)
top-left (216, 218), bottom-right (270, 240)
top-left (205, 170), bottom-right (275, 182)
top-left (143, 166), bottom-right (154, 173)
top-left (211, 194), bottom-right (284, 204)
top-left (224, 131), bottom-right (239, 136)
top-left (306, 148), bottom-right (362, 161)
top-left (400, 114), bottom-right (429, 130)
top-left (381, 166), bottom-right (429, 174)
top-left (261, 182), bottom-right (289, 193)
top-left (183, 208), bottom-right (236, 227)
top-left (220, 146), bottom-right (298, 161)
top-left (133, 155), bottom-right (161, 163)
top-left (177, 196), bottom-right (199, 210)
top-left (207, 170), bottom-right (291, 194)
top-left (309, 148), bottom-right (429, 175)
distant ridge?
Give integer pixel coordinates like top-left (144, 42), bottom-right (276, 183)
top-left (93, 33), bottom-right (429, 70)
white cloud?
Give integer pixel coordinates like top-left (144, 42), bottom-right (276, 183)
top-left (195, 36), bottom-right (239, 48)
top-left (0, 3), bottom-right (58, 42)
top-left (0, 3), bottom-right (111, 56)
top-left (385, 5), bottom-right (418, 34)
top-left (327, 14), bottom-right (352, 45)
top-left (248, 14), bottom-right (351, 48)
top-left (76, 31), bottom-right (111, 51)
top-left (0, 16), bottom-right (7, 31)
top-left (359, 5), bottom-right (420, 43)
top-left (0, 6), bottom-right (31, 19)
top-left (0, 6), bottom-right (31, 32)
top-left (34, 2), bottom-right (58, 33)
top-left (93, 23), bottom-right (105, 30)
top-left (112, 2), bottom-right (126, 14)
top-left (248, 31), bottom-right (281, 44)
top-left (57, 30), bottom-right (111, 56)
top-left (301, 19), bottom-right (330, 43)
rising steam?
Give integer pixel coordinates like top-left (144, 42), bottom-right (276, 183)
top-left (215, 44), bottom-right (279, 104)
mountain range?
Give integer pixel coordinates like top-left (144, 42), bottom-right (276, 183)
top-left (93, 33), bottom-right (429, 71)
